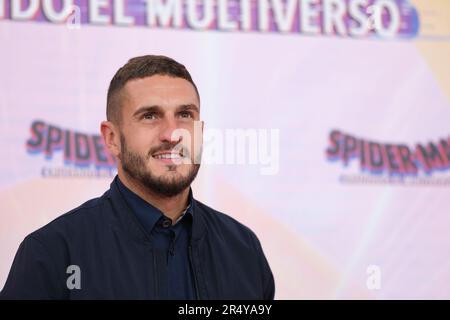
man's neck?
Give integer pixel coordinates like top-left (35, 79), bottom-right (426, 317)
top-left (117, 171), bottom-right (190, 223)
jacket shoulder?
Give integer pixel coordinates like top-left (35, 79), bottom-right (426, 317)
top-left (29, 191), bottom-right (110, 244)
top-left (193, 199), bottom-right (260, 246)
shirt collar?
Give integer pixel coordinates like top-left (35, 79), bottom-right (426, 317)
top-left (116, 176), bottom-right (193, 232)
top-left (175, 203), bottom-right (191, 225)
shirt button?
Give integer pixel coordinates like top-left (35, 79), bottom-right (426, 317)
top-left (161, 218), bottom-right (172, 228)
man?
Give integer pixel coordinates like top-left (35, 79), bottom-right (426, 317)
top-left (0, 55), bottom-right (275, 300)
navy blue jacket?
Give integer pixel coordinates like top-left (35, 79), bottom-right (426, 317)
top-left (0, 177), bottom-right (275, 300)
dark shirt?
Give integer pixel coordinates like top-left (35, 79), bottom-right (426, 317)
top-left (116, 177), bottom-right (195, 299)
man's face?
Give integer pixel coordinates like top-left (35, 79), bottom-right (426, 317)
top-left (117, 75), bottom-right (202, 197)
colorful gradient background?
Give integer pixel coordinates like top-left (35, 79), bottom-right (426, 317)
top-left (1, 0), bottom-right (449, 299)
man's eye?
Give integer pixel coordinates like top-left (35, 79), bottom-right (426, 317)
top-left (143, 113), bottom-right (157, 120)
top-left (179, 112), bottom-right (193, 119)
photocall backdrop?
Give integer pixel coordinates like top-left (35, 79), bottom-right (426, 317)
top-left (1, 0), bottom-right (449, 299)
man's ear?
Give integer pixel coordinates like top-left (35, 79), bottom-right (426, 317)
top-left (100, 121), bottom-right (121, 158)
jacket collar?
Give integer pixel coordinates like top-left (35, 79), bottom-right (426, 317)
top-left (106, 175), bottom-right (206, 243)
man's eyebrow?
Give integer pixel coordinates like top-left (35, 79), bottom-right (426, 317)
top-left (132, 104), bottom-right (200, 118)
top-left (132, 105), bottom-right (163, 117)
top-left (176, 104), bottom-right (199, 113)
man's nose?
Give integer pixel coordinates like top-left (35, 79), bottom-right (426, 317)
top-left (159, 116), bottom-right (182, 143)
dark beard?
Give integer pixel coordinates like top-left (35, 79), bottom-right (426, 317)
top-left (119, 133), bottom-right (200, 197)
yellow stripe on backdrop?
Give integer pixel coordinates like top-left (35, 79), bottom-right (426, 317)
top-left (412, 0), bottom-right (450, 104)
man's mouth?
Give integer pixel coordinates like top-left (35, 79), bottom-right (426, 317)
top-left (152, 149), bottom-right (184, 161)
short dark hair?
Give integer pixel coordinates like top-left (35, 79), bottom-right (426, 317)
top-left (106, 55), bottom-right (199, 124)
